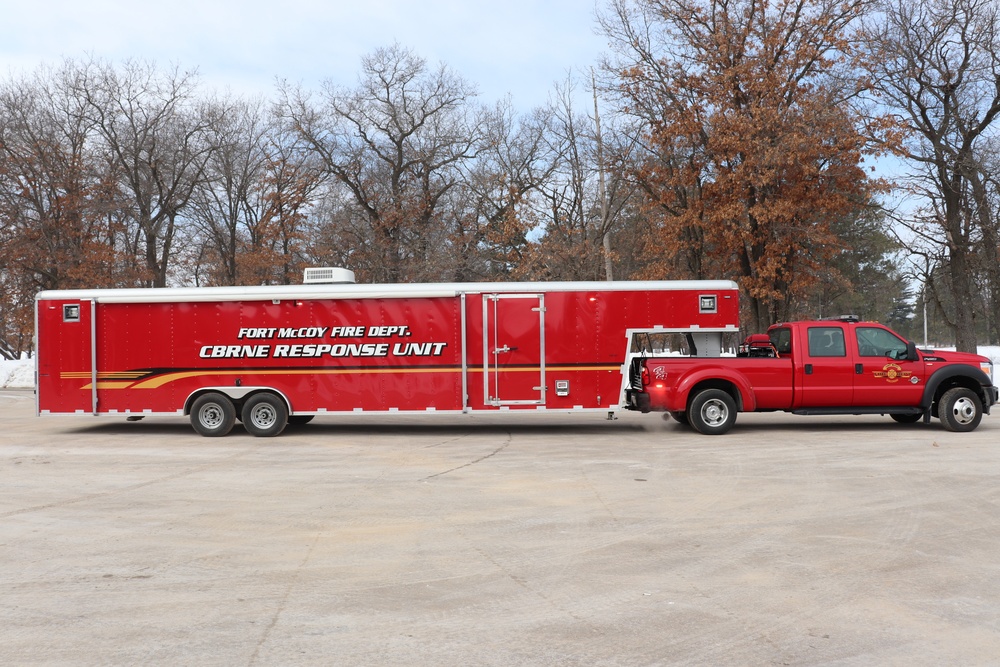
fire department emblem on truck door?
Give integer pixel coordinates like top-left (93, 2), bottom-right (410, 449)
top-left (873, 363), bottom-right (912, 383)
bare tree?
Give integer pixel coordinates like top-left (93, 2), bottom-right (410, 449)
top-left (600, 0), bottom-right (882, 331)
top-left (436, 99), bottom-right (562, 280)
top-left (186, 96), bottom-right (262, 285)
top-left (0, 63), bottom-right (122, 291)
top-left (186, 95), bottom-right (325, 286)
top-left (978, 136), bottom-right (1000, 342)
top-left (281, 44), bottom-right (486, 282)
top-left (511, 76), bottom-right (639, 282)
top-left (862, 0), bottom-right (1000, 350)
top-left (73, 59), bottom-right (213, 287)
top-left (0, 62), bottom-right (125, 356)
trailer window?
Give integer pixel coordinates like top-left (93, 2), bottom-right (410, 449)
top-left (630, 332), bottom-right (693, 355)
top-left (629, 331), bottom-right (740, 356)
top-left (807, 327), bottom-right (846, 357)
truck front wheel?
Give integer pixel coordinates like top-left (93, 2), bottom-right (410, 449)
top-left (191, 392), bottom-right (236, 437)
top-left (939, 387), bottom-right (983, 432)
top-left (689, 389), bottom-right (737, 435)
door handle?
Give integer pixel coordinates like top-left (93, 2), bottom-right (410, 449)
top-left (855, 363), bottom-right (864, 374)
top-left (494, 345), bottom-right (518, 354)
top-left (805, 364), bottom-right (813, 375)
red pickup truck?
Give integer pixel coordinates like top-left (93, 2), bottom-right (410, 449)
top-left (624, 316), bottom-right (998, 435)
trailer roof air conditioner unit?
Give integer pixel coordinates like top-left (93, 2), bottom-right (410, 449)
top-left (303, 267), bottom-right (356, 284)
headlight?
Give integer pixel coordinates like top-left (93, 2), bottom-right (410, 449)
top-left (981, 362), bottom-right (994, 383)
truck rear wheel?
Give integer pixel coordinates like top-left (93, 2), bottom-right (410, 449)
top-left (191, 392), bottom-right (236, 437)
top-left (939, 387), bottom-right (982, 432)
top-left (689, 389), bottom-right (737, 435)
top-left (242, 393), bottom-right (288, 437)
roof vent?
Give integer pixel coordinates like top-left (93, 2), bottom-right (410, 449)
top-left (303, 267), bottom-right (356, 284)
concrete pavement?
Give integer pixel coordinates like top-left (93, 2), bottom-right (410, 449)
top-left (3, 388), bottom-right (1000, 665)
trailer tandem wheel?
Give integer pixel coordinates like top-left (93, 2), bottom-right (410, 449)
top-left (241, 393), bottom-right (289, 437)
top-left (190, 392), bottom-right (237, 437)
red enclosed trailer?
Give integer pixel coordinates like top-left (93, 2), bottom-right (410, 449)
top-left (35, 275), bottom-right (739, 436)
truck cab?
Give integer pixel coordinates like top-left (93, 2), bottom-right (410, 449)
top-left (770, 318), bottom-right (939, 410)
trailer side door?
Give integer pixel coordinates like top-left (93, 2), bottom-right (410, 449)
top-left (483, 294), bottom-right (545, 406)
top-left (36, 298), bottom-right (97, 415)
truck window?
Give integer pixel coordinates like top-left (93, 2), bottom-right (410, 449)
top-left (770, 327), bottom-right (792, 355)
top-left (856, 326), bottom-right (907, 358)
top-left (807, 327), bottom-right (846, 357)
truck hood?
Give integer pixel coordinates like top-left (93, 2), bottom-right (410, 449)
top-left (920, 348), bottom-right (991, 365)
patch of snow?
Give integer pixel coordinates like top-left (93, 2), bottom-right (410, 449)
top-left (0, 355), bottom-right (34, 388)
top-left (975, 346), bottom-right (1000, 367)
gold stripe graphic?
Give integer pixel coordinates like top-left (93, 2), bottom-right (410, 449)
top-left (71, 364), bottom-right (621, 390)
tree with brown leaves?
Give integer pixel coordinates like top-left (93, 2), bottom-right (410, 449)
top-left (601, 0), bottom-right (886, 331)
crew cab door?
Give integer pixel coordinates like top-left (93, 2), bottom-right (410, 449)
top-left (795, 324), bottom-right (855, 407)
top-left (851, 325), bottom-right (925, 406)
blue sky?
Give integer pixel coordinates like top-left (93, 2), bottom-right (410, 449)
top-left (3, 0), bottom-right (609, 110)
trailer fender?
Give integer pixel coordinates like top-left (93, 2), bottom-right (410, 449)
top-left (184, 386), bottom-right (293, 416)
top-left (674, 368), bottom-right (757, 413)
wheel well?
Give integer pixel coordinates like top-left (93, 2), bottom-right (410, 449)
top-left (687, 379), bottom-right (742, 411)
top-left (933, 377), bottom-right (984, 406)
top-left (183, 387), bottom-right (291, 416)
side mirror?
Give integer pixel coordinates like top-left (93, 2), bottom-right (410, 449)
top-left (906, 340), bottom-right (919, 362)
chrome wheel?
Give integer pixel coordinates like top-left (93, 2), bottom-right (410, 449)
top-left (689, 389), bottom-right (737, 435)
top-left (950, 396), bottom-right (978, 426)
top-left (699, 398), bottom-right (730, 428)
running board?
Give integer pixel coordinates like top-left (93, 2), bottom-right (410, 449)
top-left (791, 406), bottom-right (924, 416)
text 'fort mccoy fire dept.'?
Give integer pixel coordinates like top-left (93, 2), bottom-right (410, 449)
top-left (199, 325), bottom-right (448, 359)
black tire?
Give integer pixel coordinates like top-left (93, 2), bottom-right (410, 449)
top-left (241, 393), bottom-right (288, 437)
top-left (939, 387), bottom-right (983, 432)
top-left (190, 392), bottom-right (236, 437)
top-left (688, 389), bottom-right (737, 435)
top-left (890, 413), bottom-right (923, 424)
top-left (288, 415), bottom-right (314, 427)
top-left (668, 411), bottom-right (690, 426)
